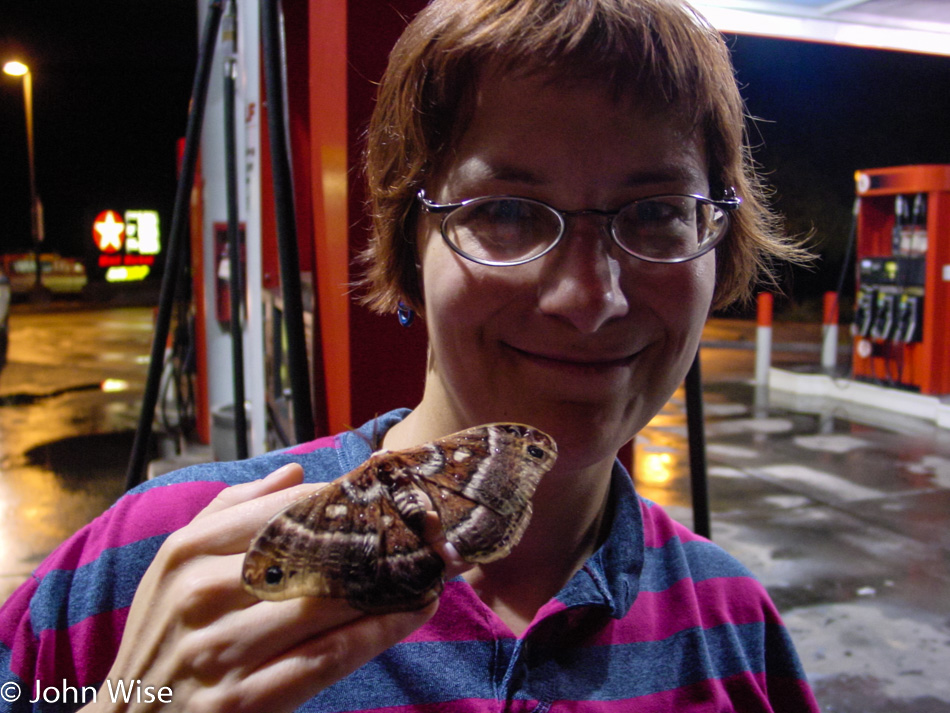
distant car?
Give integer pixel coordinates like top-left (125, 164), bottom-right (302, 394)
top-left (1, 253), bottom-right (88, 296)
top-left (0, 266), bottom-right (10, 372)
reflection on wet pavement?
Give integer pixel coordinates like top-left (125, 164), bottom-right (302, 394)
top-left (0, 306), bottom-right (151, 600)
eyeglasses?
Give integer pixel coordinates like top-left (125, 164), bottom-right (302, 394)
top-left (417, 188), bottom-right (741, 266)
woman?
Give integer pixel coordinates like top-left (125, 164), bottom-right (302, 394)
top-left (0, 0), bottom-right (818, 711)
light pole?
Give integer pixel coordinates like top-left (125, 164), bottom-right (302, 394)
top-left (3, 60), bottom-right (44, 293)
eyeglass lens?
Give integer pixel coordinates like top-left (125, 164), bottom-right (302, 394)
top-left (442, 196), bottom-right (727, 264)
top-left (444, 198), bottom-right (560, 264)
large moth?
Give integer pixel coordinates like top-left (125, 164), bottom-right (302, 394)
top-left (242, 423), bottom-right (557, 613)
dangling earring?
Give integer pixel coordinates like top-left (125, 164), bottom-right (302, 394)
top-left (397, 301), bottom-right (415, 327)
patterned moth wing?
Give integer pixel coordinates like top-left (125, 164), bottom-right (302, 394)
top-left (406, 424), bottom-right (557, 563)
top-left (242, 423), bottom-right (557, 613)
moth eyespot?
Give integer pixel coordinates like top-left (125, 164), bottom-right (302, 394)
top-left (264, 566), bottom-right (284, 586)
top-left (527, 445), bottom-right (545, 459)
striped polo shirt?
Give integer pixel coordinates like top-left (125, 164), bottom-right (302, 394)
top-left (0, 409), bottom-right (818, 712)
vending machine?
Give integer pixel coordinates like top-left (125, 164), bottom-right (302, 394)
top-left (852, 165), bottom-right (950, 394)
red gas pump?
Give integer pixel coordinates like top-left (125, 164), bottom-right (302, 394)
top-left (852, 165), bottom-right (950, 394)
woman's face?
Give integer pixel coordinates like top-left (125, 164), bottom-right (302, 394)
top-left (416, 72), bottom-right (716, 470)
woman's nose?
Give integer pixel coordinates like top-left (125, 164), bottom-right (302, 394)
top-left (536, 217), bottom-right (629, 333)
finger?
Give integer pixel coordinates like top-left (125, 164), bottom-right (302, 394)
top-left (171, 559), bottom-right (368, 674)
top-left (420, 511), bottom-right (474, 580)
top-left (196, 462), bottom-right (306, 517)
top-left (232, 602), bottom-right (438, 713)
top-left (164, 469), bottom-right (329, 560)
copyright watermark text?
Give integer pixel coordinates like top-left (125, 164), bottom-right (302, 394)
top-left (1, 679), bottom-right (172, 705)
top-left (1, 682), bottom-right (21, 703)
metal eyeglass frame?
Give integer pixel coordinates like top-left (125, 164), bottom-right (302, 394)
top-left (417, 188), bottom-right (742, 267)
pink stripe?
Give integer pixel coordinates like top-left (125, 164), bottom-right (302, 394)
top-left (403, 581), bottom-right (514, 643)
top-left (33, 607), bottom-right (130, 688)
top-left (759, 673), bottom-right (821, 711)
top-left (286, 434), bottom-right (340, 454)
top-left (263, 672), bottom-right (811, 712)
top-left (640, 499), bottom-right (708, 549)
top-left (2, 586), bottom-right (40, 680)
top-left (348, 701), bottom-right (537, 712)
top-left (33, 481), bottom-right (229, 577)
top-left (0, 576), bottom-right (39, 650)
top-left (583, 575), bottom-right (769, 646)
top-left (534, 597), bottom-right (570, 621)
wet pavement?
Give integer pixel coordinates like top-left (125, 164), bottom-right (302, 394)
top-left (0, 304), bottom-right (151, 602)
top-left (0, 307), bottom-right (948, 711)
top-left (636, 322), bottom-right (950, 712)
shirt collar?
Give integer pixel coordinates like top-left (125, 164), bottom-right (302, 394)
top-left (552, 461), bottom-right (644, 618)
top-left (337, 408), bottom-right (412, 472)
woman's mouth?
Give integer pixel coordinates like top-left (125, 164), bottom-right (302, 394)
top-left (504, 344), bottom-right (638, 372)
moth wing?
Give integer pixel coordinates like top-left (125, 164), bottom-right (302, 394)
top-left (352, 493), bottom-right (445, 613)
top-left (243, 459), bottom-right (446, 613)
top-left (243, 423), bottom-right (556, 607)
top-left (242, 468), bottom-right (384, 602)
top-left (409, 424), bottom-right (557, 564)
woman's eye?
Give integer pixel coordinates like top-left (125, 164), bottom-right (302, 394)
top-left (471, 199), bottom-right (534, 225)
top-left (634, 200), bottom-right (685, 225)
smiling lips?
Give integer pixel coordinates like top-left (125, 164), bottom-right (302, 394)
top-left (506, 343), bottom-right (638, 371)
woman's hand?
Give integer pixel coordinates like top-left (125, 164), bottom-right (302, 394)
top-left (83, 463), bottom-right (449, 713)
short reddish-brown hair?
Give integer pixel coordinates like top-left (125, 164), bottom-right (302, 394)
top-left (360, 0), bottom-right (804, 314)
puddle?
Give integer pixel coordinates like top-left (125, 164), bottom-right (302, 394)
top-left (0, 383), bottom-right (101, 407)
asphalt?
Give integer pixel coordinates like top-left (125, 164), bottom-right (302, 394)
top-left (1, 316), bottom-right (948, 712)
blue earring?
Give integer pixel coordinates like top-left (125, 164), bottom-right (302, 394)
top-left (397, 301), bottom-right (415, 327)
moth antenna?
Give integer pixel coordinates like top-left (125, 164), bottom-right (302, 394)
top-left (349, 417), bottom-right (381, 450)
top-left (371, 416), bottom-right (382, 449)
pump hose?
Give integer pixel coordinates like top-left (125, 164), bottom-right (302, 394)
top-left (260, 0), bottom-right (315, 444)
top-left (125, 1), bottom-right (225, 490)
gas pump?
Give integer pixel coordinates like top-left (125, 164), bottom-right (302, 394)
top-left (852, 165), bottom-right (950, 394)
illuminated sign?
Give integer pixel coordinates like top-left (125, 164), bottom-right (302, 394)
top-left (92, 209), bottom-right (161, 282)
top-left (93, 210), bottom-right (125, 253)
top-left (125, 210), bottom-right (161, 255)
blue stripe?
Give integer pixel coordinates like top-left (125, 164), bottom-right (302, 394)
top-left (125, 452), bottom-right (309, 496)
top-left (541, 620), bottom-right (804, 702)
top-left (30, 536), bottom-right (165, 633)
top-left (537, 621), bottom-right (768, 700)
top-left (310, 639), bottom-right (513, 712)
top-left (293, 621), bottom-right (790, 710)
top-left (640, 537), bottom-right (754, 593)
top-left (1, 642), bottom-right (29, 713)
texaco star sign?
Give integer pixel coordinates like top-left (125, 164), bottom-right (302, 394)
top-left (93, 210), bottom-right (125, 253)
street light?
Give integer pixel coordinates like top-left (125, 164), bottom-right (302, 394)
top-left (3, 60), bottom-right (44, 293)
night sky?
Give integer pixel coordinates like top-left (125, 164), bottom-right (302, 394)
top-left (727, 35), bottom-right (950, 305)
top-left (0, 1), bottom-right (197, 263)
top-left (2, 3), bottom-right (949, 306)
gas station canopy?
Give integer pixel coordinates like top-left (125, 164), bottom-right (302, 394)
top-left (692, 0), bottom-right (950, 56)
